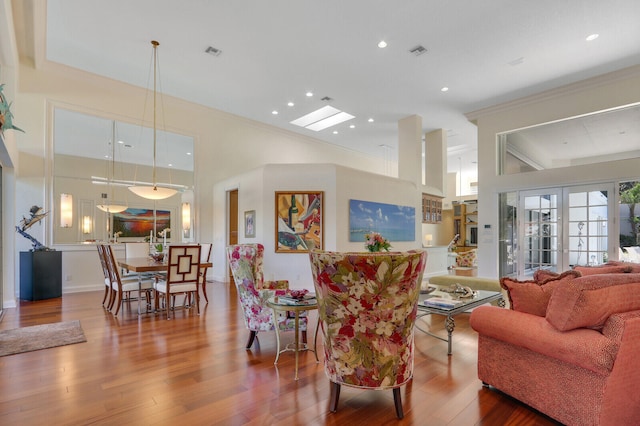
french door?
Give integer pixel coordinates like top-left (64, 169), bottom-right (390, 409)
top-left (503, 183), bottom-right (616, 279)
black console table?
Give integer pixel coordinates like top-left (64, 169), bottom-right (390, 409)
top-left (19, 251), bottom-right (62, 301)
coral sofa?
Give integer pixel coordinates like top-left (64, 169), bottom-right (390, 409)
top-left (470, 272), bottom-right (640, 425)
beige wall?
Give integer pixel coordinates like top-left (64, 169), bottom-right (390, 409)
top-left (468, 65), bottom-right (640, 277)
top-left (2, 58), bottom-right (389, 302)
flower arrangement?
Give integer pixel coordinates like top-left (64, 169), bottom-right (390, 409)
top-left (157, 228), bottom-right (171, 238)
top-left (364, 232), bottom-right (391, 252)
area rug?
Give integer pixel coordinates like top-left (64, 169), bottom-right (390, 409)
top-left (0, 320), bottom-right (87, 357)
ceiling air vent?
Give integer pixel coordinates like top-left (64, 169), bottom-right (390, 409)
top-left (205, 46), bottom-right (222, 56)
top-left (409, 45), bottom-right (427, 56)
top-left (321, 96), bottom-right (333, 102)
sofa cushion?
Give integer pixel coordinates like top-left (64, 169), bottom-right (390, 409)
top-left (500, 270), bottom-right (581, 316)
top-left (533, 268), bottom-right (581, 282)
top-left (470, 306), bottom-right (619, 375)
top-left (573, 264), bottom-right (632, 276)
top-left (546, 273), bottom-right (640, 331)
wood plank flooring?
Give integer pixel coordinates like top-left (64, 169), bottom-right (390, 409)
top-left (0, 283), bottom-right (561, 425)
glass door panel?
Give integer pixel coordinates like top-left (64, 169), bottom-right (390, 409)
top-left (519, 190), bottom-right (562, 277)
top-left (567, 187), bottom-right (613, 266)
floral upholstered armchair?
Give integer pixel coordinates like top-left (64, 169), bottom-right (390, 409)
top-left (227, 244), bottom-right (307, 349)
top-left (308, 249), bottom-right (427, 419)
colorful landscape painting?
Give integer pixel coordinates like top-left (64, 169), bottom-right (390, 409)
top-left (349, 199), bottom-right (415, 242)
top-left (113, 208), bottom-right (170, 238)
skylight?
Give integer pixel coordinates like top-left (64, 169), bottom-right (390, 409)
top-left (290, 105), bottom-right (355, 131)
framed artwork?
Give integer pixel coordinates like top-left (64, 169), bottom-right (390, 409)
top-left (244, 210), bottom-right (256, 238)
top-left (275, 191), bottom-right (323, 253)
top-left (113, 208), bottom-right (171, 239)
top-left (349, 199), bottom-right (415, 242)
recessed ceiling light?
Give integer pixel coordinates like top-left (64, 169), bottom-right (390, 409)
top-left (349, 124), bottom-right (355, 129)
top-left (441, 87), bottom-right (449, 92)
top-left (272, 110), bottom-right (278, 115)
top-left (333, 130), bottom-right (338, 134)
top-left (378, 40), bottom-right (388, 48)
top-left (117, 140), bottom-right (124, 144)
top-left (586, 33), bottom-right (599, 41)
top-left (186, 152), bottom-right (192, 156)
top-left (368, 118), bottom-right (374, 123)
top-left (168, 163), bottom-right (173, 167)
top-left (290, 105), bottom-right (355, 131)
top-left (287, 102), bottom-right (294, 107)
top-left (306, 91), bottom-right (314, 97)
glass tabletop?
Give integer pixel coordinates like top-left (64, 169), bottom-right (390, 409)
top-left (418, 289), bottom-right (502, 313)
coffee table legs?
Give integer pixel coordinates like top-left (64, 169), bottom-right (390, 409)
top-left (445, 315), bottom-right (455, 355)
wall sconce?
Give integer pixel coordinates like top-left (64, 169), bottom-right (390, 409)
top-left (82, 215), bottom-right (92, 234)
top-left (424, 233), bottom-right (433, 246)
top-left (182, 202), bottom-right (191, 238)
top-left (60, 193), bottom-right (73, 228)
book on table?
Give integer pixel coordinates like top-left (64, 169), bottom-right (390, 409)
top-left (278, 294), bottom-right (317, 305)
top-left (422, 296), bottom-right (464, 309)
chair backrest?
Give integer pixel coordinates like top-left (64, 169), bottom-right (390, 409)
top-left (125, 242), bottom-right (149, 258)
top-left (226, 243), bottom-right (265, 289)
top-left (97, 244), bottom-right (110, 283)
top-left (166, 245), bottom-right (201, 284)
top-left (226, 244), bottom-right (278, 331)
top-left (308, 249), bottom-right (427, 390)
top-left (200, 243), bottom-right (212, 263)
top-left (104, 244), bottom-right (125, 286)
top-left (456, 249), bottom-right (477, 267)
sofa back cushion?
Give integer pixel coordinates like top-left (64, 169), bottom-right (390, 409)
top-left (572, 264), bottom-right (632, 276)
top-left (500, 270), bottom-right (581, 316)
top-left (546, 273), bottom-right (640, 331)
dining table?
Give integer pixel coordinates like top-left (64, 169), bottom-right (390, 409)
top-left (117, 256), bottom-right (213, 315)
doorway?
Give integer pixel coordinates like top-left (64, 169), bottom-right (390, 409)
top-left (500, 183), bottom-right (616, 279)
top-left (227, 189), bottom-right (238, 283)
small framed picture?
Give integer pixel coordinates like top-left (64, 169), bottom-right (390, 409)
top-left (244, 210), bottom-right (256, 238)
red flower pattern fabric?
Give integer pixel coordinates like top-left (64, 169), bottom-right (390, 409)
top-left (309, 249), bottom-right (426, 390)
top-left (227, 244), bottom-right (307, 334)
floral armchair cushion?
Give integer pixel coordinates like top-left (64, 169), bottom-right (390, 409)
top-left (227, 244), bottom-right (306, 333)
top-left (455, 249), bottom-right (477, 268)
top-left (309, 249), bottom-right (426, 390)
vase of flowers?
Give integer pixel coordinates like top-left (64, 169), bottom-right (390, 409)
top-left (364, 232), bottom-right (391, 252)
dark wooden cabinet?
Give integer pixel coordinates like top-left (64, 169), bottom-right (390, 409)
top-left (20, 251), bottom-right (62, 301)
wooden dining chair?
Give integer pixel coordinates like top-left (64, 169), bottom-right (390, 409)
top-left (97, 244), bottom-right (113, 308)
top-left (154, 245), bottom-right (201, 319)
top-left (199, 243), bottom-right (212, 302)
top-left (104, 244), bottom-right (153, 316)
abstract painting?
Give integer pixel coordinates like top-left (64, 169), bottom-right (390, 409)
top-left (275, 191), bottom-right (323, 253)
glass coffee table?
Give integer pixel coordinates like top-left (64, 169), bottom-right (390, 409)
top-left (417, 289), bottom-right (505, 355)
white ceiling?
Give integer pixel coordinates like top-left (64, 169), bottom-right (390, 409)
top-left (36, 0), bottom-right (640, 175)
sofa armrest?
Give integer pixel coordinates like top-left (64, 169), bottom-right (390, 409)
top-left (470, 306), bottom-right (618, 375)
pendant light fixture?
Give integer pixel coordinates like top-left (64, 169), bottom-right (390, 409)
top-left (129, 40), bottom-right (178, 200)
top-left (97, 121), bottom-right (128, 214)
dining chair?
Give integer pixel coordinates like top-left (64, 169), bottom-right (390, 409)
top-left (199, 243), bottom-right (213, 302)
top-left (123, 242), bottom-right (151, 276)
top-left (154, 245), bottom-right (201, 320)
top-left (308, 249), bottom-right (427, 419)
top-left (226, 243), bottom-right (307, 349)
top-left (97, 244), bottom-right (113, 308)
top-left (104, 244), bottom-right (153, 316)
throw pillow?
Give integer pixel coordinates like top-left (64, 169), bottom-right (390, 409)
top-left (500, 270), bottom-right (581, 316)
top-left (546, 273), bottom-right (640, 331)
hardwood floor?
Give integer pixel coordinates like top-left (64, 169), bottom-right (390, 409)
top-left (0, 283), bottom-right (560, 425)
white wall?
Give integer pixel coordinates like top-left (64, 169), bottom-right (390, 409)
top-left (468, 65), bottom-right (640, 278)
top-left (213, 164), bottom-right (426, 290)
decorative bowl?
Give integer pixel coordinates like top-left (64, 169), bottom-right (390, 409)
top-left (288, 289), bottom-right (309, 300)
top-left (150, 253), bottom-right (165, 262)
